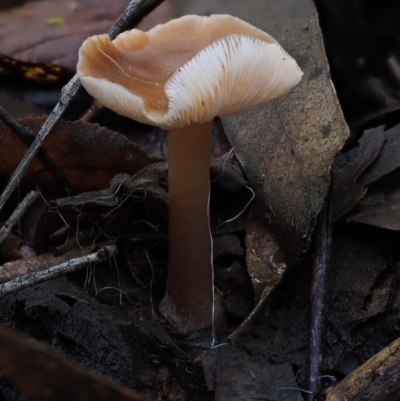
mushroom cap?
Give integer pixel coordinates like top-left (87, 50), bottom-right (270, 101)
top-left (77, 14), bottom-right (303, 130)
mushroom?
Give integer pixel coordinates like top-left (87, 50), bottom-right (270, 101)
top-left (77, 14), bottom-right (302, 333)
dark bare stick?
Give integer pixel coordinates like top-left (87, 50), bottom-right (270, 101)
top-left (0, 0), bottom-right (150, 209)
top-left (0, 106), bottom-right (34, 141)
top-left (128, 0), bottom-right (169, 28)
top-left (0, 190), bottom-right (39, 245)
top-left (108, 0), bottom-right (147, 38)
top-left (0, 245), bottom-right (93, 284)
top-left (307, 201), bottom-right (331, 401)
top-left (0, 245), bottom-right (118, 296)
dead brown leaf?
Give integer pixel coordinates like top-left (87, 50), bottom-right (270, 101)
top-left (346, 179), bottom-right (400, 231)
top-left (359, 123), bottom-right (400, 186)
top-left (0, 116), bottom-right (155, 195)
top-left (331, 126), bottom-right (385, 221)
top-left (344, 123), bottom-right (400, 230)
top-left (186, 0), bottom-right (350, 264)
top-left (0, 323), bottom-right (148, 401)
top-left (0, 0), bottom-right (175, 73)
top-left (245, 202), bottom-right (286, 300)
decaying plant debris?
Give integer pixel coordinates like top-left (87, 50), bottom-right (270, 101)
top-left (1, 0), bottom-right (400, 401)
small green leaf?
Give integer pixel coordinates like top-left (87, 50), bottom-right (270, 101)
top-left (46, 17), bottom-right (64, 25)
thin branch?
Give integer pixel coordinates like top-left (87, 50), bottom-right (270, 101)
top-left (0, 190), bottom-right (40, 245)
top-left (0, 0), bottom-right (150, 209)
top-left (108, 0), bottom-right (147, 38)
top-left (228, 288), bottom-right (270, 344)
top-left (0, 245), bottom-right (118, 297)
top-left (0, 245), bottom-right (93, 284)
top-left (306, 200), bottom-right (331, 401)
top-left (127, 0), bottom-right (168, 29)
top-left (0, 106), bottom-right (33, 141)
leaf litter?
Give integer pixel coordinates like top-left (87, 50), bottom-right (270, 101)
top-left (1, 1), bottom-right (400, 401)
top-left (0, 113), bottom-right (254, 400)
top-left (0, 116), bottom-right (155, 195)
top-left (345, 122), bottom-right (400, 231)
top-left (331, 125), bottom-right (385, 221)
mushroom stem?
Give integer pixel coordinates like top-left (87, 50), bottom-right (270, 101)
top-left (160, 121), bottom-right (214, 332)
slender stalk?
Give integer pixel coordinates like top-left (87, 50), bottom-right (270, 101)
top-left (159, 122), bottom-right (213, 332)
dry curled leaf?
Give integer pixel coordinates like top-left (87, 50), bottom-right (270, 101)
top-left (331, 126), bottom-right (385, 221)
top-left (347, 179), bottom-right (400, 231)
top-left (359, 123), bottom-right (400, 186)
top-left (345, 123), bottom-right (400, 230)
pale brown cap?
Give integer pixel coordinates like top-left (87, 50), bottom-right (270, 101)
top-left (77, 14), bottom-right (303, 130)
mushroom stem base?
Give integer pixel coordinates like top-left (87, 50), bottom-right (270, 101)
top-left (159, 121), bottom-right (213, 333)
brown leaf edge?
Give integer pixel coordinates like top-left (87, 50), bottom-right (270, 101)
top-left (0, 323), bottom-right (150, 401)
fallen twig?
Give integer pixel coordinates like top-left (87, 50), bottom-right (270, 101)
top-left (128, 0), bottom-right (169, 28)
top-left (228, 288), bottom-right (270, 344)
top-left (0, 245), bottom-right (118, 297)
top-left (306, 200), bottom-right (331, 400)
top-left (0, 106), bottom-right (35, 141)
top-left (0, 0), bottom-right (151, 209)
top-left (108, 0), bottom-right (147, 38)
top-left (326, 335), bottom-right (400, 401)
top-left (0, 245), bottom-right (93, 284)
top-left (0, 190), bottom-right (40, 245)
